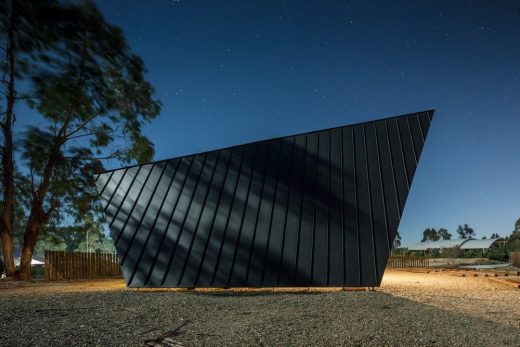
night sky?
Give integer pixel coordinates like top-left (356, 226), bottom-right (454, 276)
top-left (87, 1), bottom-right (520, 244)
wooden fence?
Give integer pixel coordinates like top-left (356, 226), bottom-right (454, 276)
top-left (511, 252), bottom-right (520, 268)
top-left (45, 250), bottom-right (123, 281)
top-left (387, 256), bottom-right (430, 268)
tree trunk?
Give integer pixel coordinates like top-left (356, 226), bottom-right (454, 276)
top-left (0, 86), bottom-right (16, 276)
top-left (0, 229), bottom-right (15, 275)
top-left (0, 0), bottom-right (17, 277)
top-left (16, 142), bottom-right (60, 280)
top-left (16, 225), bottom-right (39, 280)
top-left (16, 210), bottom-right (43, 280)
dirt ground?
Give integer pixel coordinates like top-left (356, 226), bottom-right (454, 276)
top-left (1, 269), bottom-right (519, 346)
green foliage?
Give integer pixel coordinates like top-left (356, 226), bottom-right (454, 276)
top-left (421, 227), bottom-right (452, 242)
top-left (0, 0), bottom-right (160, 270)
top-left (456, 225), bottom-right (464, 238)
top-left (17, 0), bottom-right (161, 225)
top-left (0, 1), bottom-right (65, 79)
top-left (460, 249), bottom-right (483, 258)
top-left (507, 231), bottom-right (520, 253)
top-left (487, 242), bottom-right (508, 261)
top-left (421, 228), bottom-right (440, 242)
top-left (438, 228), bottom-right (451, 240)
top-left (456, 224), bottom-right (475, 239)
top-left (484, 219), bottom-right (520, 261)
top-left (32, 224), bottom-right (115, 256)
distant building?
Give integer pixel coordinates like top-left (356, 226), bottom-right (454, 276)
top-left (408, 238), bottom-right (500, 252)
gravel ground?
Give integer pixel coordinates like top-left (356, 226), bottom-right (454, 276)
top-left (1, 270), bottom-right (519, 347)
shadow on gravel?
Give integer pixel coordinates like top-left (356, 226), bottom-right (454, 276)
top-left (188, 290), bottom-right (337, 297)
top-left (1, 288), bottom-right (519, 346)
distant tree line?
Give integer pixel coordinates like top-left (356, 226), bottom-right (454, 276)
top-left (404, 218), bottom-right (520, 260)
top-left (487, 218), bottom-right (520, 260)
top-left (420, 223), bottom-right (499, 242)
top-left (420, 224), bottom-right (510, 245)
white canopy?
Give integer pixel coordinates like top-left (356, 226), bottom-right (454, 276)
top-left (408, 239), bottom-right (470, 251)
top-left (408, 238), bottom-right (499, 251)
top-left (459, 238), bottom-right (499, 250)
top-left (13, 258), bottom-right (44, 266)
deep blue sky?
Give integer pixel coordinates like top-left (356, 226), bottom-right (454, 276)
top-left (89, 1), bottom-right (520, 244)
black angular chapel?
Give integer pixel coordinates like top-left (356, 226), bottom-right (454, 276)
top-left (95, 110), bottom-right (434, 288)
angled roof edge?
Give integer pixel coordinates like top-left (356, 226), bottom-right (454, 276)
top-left (95, 109), bottom-right (435, 176)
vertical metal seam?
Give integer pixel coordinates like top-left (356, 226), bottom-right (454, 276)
top-left (97, 170), bottom-right (115, 199)
top-left (161, 154), bottom-right (209, 286)
top-left (363, 124), bottom-right (378, 284)
top-left (416, 113), bottom-right (426, 143)
top-left (326, 130), bottom-right (331, 285)
top-left (104, 168), bottom-right (129, 213)
top-left (121, 162), bottom-right (168, 264)
top-left (143, 157), bottom-right (194, 286)
top-left (189, 152), bottom-right (229, 286)
top-left (128, 159), bottom-right (182, 285)
top-left (108, 167), bottom-right (140, 225)
top-left (294, 135), bottom-right (308, 283)
top-left (244, 141), bottom-right (272, 284)
top-left (210, 148), bottom-right (246, 285)
top-left (406, 115), bottom-right (419, 164)
top-left (176, 151), bottom-right (221, 286)
top-left (261, 140), bottom-right (284, 285)
top-left (340, 128), bottom-right (345, 284)
top-left (276, 137), bottom-right (296, 285)
top-left (310, 133), bottom-right (319, 283)
top-left (374, 122), bottom-right (391, 253)
top-left (385, 120), bottom-right (402, 216)
top-left (395, 118), bottom-right (411, 188)
top-left (193, 151), bottom-right (233, 286)
top-left (227, 144), bottom-right (259, 284)
top-left (353, 127), bottom-right (361, 285)
top-left (114, 165), bottom-right (152, 244)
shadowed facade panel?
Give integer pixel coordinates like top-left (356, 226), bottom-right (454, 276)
top-left (95, 110), bottom-right (434, 287)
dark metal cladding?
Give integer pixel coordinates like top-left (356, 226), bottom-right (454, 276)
top-left (95, 110), bottom-right (434, 287)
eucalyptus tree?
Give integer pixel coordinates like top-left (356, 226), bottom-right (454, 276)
top-left (0, 0), bottom-right (161, 279)
top-left (437, 228), bottom-right (452, 240)
top-left (421, 228), bottom-right (440, 242)
top-left (457, 224), bottom-right (475, 239)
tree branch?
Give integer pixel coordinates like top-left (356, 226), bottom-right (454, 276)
top-left (56, 37), bottom-right (90, 143)
top-left (64, 147), bottom-right (132, 161)
top-left (14, 95), bottom-right (38, 101)
top-left (65, 110), bottom-right (104, 138)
